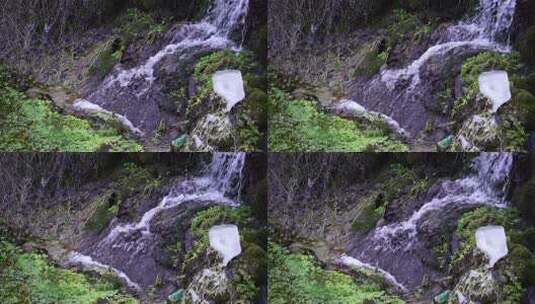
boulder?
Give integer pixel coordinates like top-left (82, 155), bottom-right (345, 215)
top-left (450, 268), bottom-right (499, 303)
top-left (453, 114), bottom-right (500, 151)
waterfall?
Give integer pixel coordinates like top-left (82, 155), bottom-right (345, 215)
top-left (381, 0), bottom-right (517, 90)
top-left (373, 152), bottom-right (512, 249)
top-left (341, 153), bottom-right (513, 290)
top-left (85, 0), bottom-right (250, 132)
top-left (70, 153), bottom-right (246, 289)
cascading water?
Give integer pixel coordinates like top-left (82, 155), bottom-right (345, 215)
top-left (381, 0), bottom-right (517, 89)
top-left (84, 0), bottom-right (250, 133)
top-left (374, 152), bottom-right (512, 249)
top-left (67, 153), bottom-right (246, 290)
top-left (339, 153), bottom-right (513, 290)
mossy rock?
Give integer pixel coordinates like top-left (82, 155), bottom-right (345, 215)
top-left (85, 192), bottom-right (119, 233)
top-left (518, 25), bottom-right (535, 67)
top-left (511, 89), bottom-right (535, 129)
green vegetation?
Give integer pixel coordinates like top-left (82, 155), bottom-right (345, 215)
top-left (0, 241), bottom-right (138, 304)
top-left (85, 192), bottom-right (120, 233)
top-left (351, 193), bottom-right (386, 232)
top-left (184, 205), bottom-right (253, 272)
top-left (0, 93), bottom-right (142, 152)
top-left (182, 49), bottom-right (264, 150)
top-left (117, 162), bottom-right (162, 196)
top-left (268, 243), bottom-right (405, 304)
top-left (451, 207), bottom-right (535, 303)
top-left (0, 65), bottom-right (141, 151)
top-left (453, 52), bottom-right (521, 117)
top-left (180, 205), bottom-right (265, 302)
top-left (90, 8), bottom-right (167, 77)
top-left (268, 87), bottom-right (408, 152)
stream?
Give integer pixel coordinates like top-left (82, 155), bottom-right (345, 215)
top-left (349, 0), bottom-right (518, 146)
top-left (338, 153), bottom-right (513, 291)
top-left (66, 153), bottom-right (246, 295)
top-left (78, 0), bottom-right (250, 138)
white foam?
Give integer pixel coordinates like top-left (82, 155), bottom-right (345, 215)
top-left (209, 224), bottom-right (242, 266)
top-left (336, 255), bottom-right (407, 291)
top-left (475, 225), bottom-right (508, 268)
top-left (212, 70), bottom-right (245, 112)
top-left (72, 99), bottom-right (144, 137)
top-left (67, 251), bottom-right (141, 291)
top-left (478, 70), bottom-right (512, 112)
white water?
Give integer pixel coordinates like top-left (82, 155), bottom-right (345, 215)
top-left (70, 153), bottom-right (245, 289)
top-left (99, 0), bottom-right (249, 92)
top-left (72, 99), bottom-right (144, 137)
top-left (334, 99), bottom-right (410, 139)
top-left (67, 251), bottom-right (142, 291)
top-left (475, 225), bottom-right (508, 267)
top-left (335, 255), bottom-right (408, 292)
top-left (209, 224), bottom-right (242, 266)
top-left (102, 153), bottom-right (245, 245)
top-left (381, 0), bottom-right (517, 90)
top-left (373, 153), bottom-right (512, 249)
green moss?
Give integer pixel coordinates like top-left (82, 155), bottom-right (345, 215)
top-left (183, 206), bottom-right (252, 273)
top-left (268, 87), bottom-right (408, 152)
top-left (352, 193), bottom-right (386, 232)
top-left (117, 162), bottom-right (162, 196)
top-left (0, 90), bottom-right (142, 151)
top-left (354, 50), bottom-right (388, 77)
top-left (0, 241), bottom-right (138, 304)
top-left (89, 39), bottom-right (124, 78)
top-left (268, 242), bottom-right (405, 304)
top-left (450, 207), bottom-right (535, 302)
top-left (453, 52), bottom-right (521, 117)
top-left (85, 192), bottom-right (119, 233)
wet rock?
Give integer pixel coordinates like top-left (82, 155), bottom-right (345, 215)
top-left (72, 99), bottom-right (144, 138)
top-left (450, 268), bottom-right (499, 303)
top-left (187, 113), bottom-right (234, 151)
top-left (182, 266), bottom-right (231, 304)
top-left (453, 114), bottom-right (500, 151)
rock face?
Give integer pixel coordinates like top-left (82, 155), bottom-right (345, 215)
top-left (72, 99), bottom-right (144, 138)
top-left (209, 224), bottom-right (242, 266)
top-left (453, 114), bottom-right (500, 151)
top-left (475, 225), bottom-right (508, 268)
top-left (188, 113), bottom-right (234, 151)
top-left (212, 70), bottom-right (246, 112)
top-left (451, 268), bottom-right (499, 303)
top-left (182, 266), bottom-right (230, 304)
top-left (478, 71), bottom-right (512, 113)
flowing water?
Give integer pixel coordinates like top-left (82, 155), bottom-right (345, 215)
top-left (67, 153), bottom-right (246, 290)
top-left (350, 0), bottom-right (518, 144)
top-left (342, 153), bottom-right (513, 290)
top-left (85, 0), bottom-right (250, 133)
top-left (381, 0), bottom-right (517, 90)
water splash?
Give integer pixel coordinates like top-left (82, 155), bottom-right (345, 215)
top-left (67, 251), bottom-right (142, 291)
top-left (101, 0), bottom-right (249, 91)
top-left (373, 152), bottom-right (512, 250)
top-left (69, 153), bottom-right (245, 290)
top-left (101, 152), bottom-right (245, 245)
top-left (381, 0), bottom-right (517, 90)
top-left (334, 255), bottom-right (408, 292)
